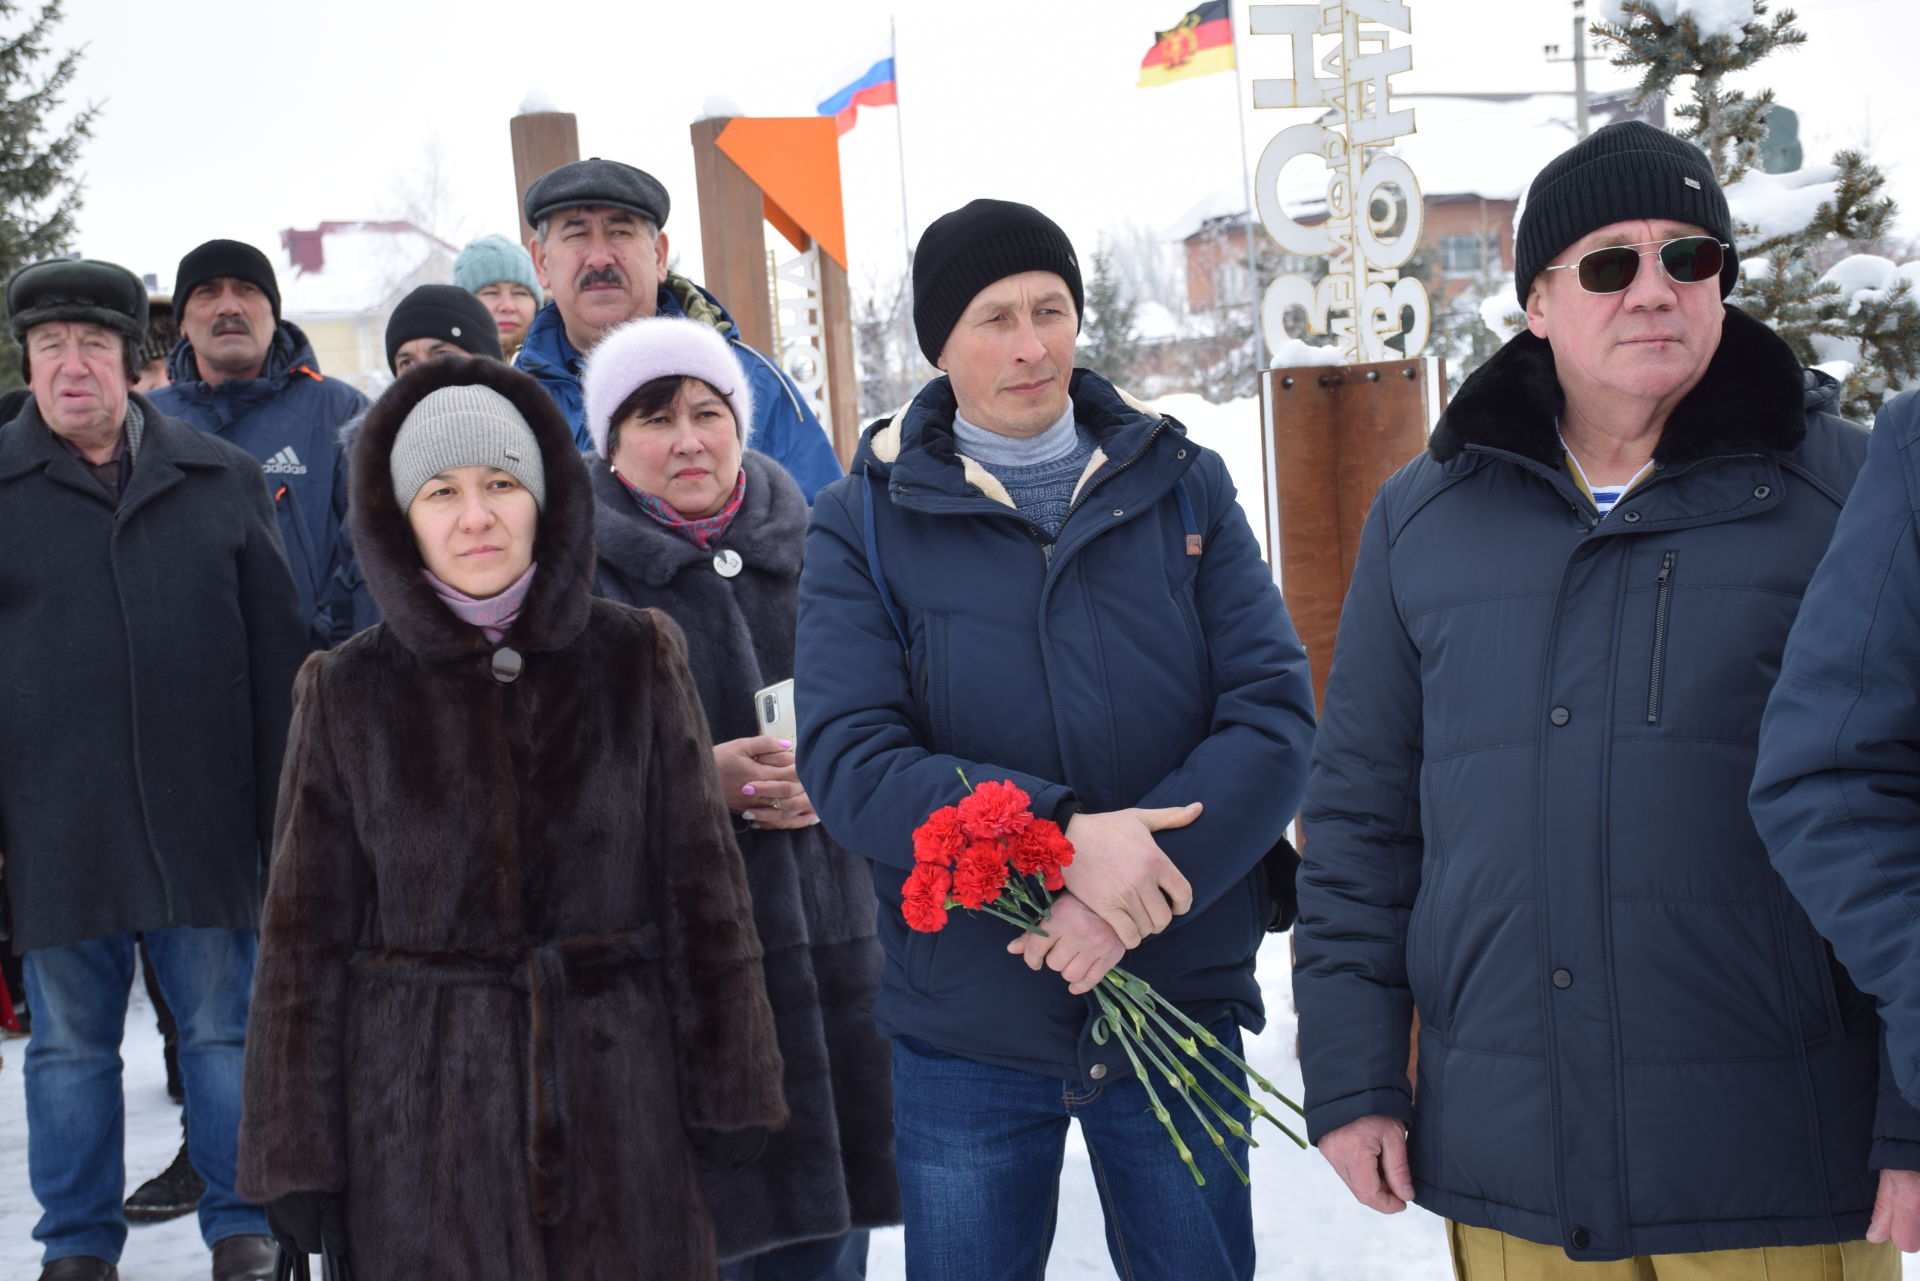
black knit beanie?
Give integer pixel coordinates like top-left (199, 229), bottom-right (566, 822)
top-left (6, 258), bottom-right (148, 380)
top-left (1515, 120), bottom-right (1736, 306)
top-left (174, 239), bottom-right (282, 320)
top-left (912, 199), bottom-right (1082, 365)
top-left (385, 284), bottom-right (505, 371)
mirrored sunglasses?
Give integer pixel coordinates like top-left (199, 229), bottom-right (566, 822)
top-left (1543, 236), bottom-right (1730, 295)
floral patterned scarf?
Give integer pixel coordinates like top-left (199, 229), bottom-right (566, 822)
top-left (617, 466), bottom-right (747, 550)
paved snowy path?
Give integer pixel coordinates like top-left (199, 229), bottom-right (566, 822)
top-left (9, 944), bottom-right (1899, 1279)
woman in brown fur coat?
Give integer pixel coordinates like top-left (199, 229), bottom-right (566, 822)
top-left (237, 356), bottom-right (787, 1280)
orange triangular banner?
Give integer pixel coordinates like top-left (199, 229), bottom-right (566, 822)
top-left (714, 117), bottom-right (848, 270)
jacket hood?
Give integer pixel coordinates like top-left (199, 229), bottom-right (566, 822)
top-left (517, 272), bottom-right (740, 381)
top-left (1431, 304), bottom-right (1807, 469)
top-left (1803, 365), bottom-right (1843, 418)
top-left (165, 318), bottom-right (324, 388)
top-left (349, 355), bottom-right (594, 663)
top-left (850, 368), bottom-right (1173, 495)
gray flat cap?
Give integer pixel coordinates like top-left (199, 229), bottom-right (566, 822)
top-left (523, 158), bottom-right (670, 231)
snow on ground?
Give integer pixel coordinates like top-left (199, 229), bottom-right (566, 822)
top-left (0, 948), bottom-right (1457, 1280)
top-left (0, 983), bottom-right (214, 1280)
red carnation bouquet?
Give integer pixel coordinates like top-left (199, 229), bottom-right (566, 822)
top-left (903, 772), bottom-right (1306, 1186)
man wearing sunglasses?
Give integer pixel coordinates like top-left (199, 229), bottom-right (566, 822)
top-left (1294, 119), bottom-right (1917, 1278)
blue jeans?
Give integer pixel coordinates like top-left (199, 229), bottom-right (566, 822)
top-left (719, 1231), bottom-right (870, 1281)
top-left (892, 1026), bottom-right (1254, 1281)
top-left (23, 927), bottom-right (265, 1263)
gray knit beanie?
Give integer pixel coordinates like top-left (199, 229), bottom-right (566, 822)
top-left (391, 384), bottom-right (547, 511)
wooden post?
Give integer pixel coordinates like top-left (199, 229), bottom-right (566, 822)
top-left (1271, 355), bottom-right (1441, 1082)
top-left (510, 113), bottom-right (580, 250)
top-left (689, 118), bottom-right (776, 356)
top-left (818, 255), bottom-right (861, 464)
top-left (1270, 357), bottom-right (1440, 713)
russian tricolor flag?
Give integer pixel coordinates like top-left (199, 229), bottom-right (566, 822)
top-left (816, 54), bottom-right (897, 136)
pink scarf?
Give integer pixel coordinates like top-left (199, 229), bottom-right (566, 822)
top-left (423, 563), bottom-right (538, 642)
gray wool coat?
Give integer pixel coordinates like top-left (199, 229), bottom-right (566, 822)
top-left (0, 395), bottom-right (308, 953)
top-left (592, 449), bottom-right (901, 1259)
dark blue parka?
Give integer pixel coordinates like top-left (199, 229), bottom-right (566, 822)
top-left (151, 321), bottom-right (368, 649)
top-left (794, 370), bottom-right (1315, 1084)
top-left (516, 273), bottom-right (845, 500)
top-left (1754, 388), bottom-right (1920, 1115)
top-left (1295, 307), bottom-right (1920, 1261)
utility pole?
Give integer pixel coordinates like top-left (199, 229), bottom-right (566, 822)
top-left (1544, 0), bottom-right (1592, 138)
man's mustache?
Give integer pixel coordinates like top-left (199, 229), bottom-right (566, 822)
top-left (576, 266), bottom-right (626, 291)
top-left (209, 316), bottom-right (252, 337)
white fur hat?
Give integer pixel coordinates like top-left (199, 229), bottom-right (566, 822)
top-left (581, 316), bottom-right (754, 458)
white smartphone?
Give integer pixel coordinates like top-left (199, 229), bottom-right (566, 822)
top-left (754, 678), bottom-right (796, 743)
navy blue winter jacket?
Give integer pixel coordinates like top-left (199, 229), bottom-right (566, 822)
top-left (1753, 388), bottom-right (1920, 1115)
top-left (1295, 308), bottom-right (1920, 1261)
top-left (794, 369), bottom-right (1315, 1084)
top-left (516, 274), bottom-right (845, 500)
top-left (150, 322), bottom-right (367, 649)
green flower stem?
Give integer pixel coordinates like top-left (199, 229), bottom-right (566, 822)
top-left (1105, 971), bottom-right (1309, 1148)
top-left (1122, 1013), bottom-right (1252, 1185)
top-left (1094, 989), bottom-right (1206, 1188)
top-left (1119, 972), bottom-right (1308, 1121)
top-left (974, 902), bottom-right (1046, 935)
top-left (1106, 981), bottom-right (1276, 1147)
top-left (1006, 877), bottom-right (1052, 918)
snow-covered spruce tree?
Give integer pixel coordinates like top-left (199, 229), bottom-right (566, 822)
top-left (1079, 247), bottom-right (1142, 388)
top-left (1595, 0), bottom-right (1917, 418)
top-left (0, 0), bottom-right (93, 390)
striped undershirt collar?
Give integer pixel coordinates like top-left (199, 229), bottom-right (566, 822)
top-left (1558, 426), bottom-right (1654, 518)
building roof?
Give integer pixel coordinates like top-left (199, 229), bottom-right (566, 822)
top-left (277, 220), bottom-right (457, 318)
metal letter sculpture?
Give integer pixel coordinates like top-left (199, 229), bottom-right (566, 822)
top-left (1250, 0), bottom-right (1430, 364)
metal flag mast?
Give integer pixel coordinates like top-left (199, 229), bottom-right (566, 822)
top-left (1228, 0), bottom-right (1268, 371)
top-left (892, 15), bottom-right (913, 264)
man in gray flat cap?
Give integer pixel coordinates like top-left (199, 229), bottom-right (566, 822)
top-left (515, 156), bottom-right (843, 498)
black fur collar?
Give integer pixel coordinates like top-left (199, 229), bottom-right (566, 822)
top-left (1430, 305), bottom-right (1806, 468)
top-left (350, 356), bottom-right (595, 664)
top-left (590, 449), bottom-right (806, 589)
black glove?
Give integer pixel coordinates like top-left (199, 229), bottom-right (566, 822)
top-left (266, 1191), bottom-right (347, 1258)
top-left (689, 1126), bottom-right (770, 1170)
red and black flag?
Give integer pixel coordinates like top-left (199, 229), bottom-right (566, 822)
top-left (1138, 1), bottom-right (1235, 87)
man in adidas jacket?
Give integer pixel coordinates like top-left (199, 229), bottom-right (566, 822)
top-left (150, 240), bottom-right (367, 649)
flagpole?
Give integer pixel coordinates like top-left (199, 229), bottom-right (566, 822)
top-left (892, 15), bottom-right (913, 267)
top-left (1228, 1), bottom-right (1266, 370)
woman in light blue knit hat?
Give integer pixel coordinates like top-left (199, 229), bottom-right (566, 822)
top-left (453, 234), bottom-right (543, 360)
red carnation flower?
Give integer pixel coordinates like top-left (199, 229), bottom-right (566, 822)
top-left (951, 839), bottom-right (1011, 910)
top-left (1008, 819), bottom-right (1075, 881)
top-left (957, 779), bottom-right (1034, 841)
top-left (912, 806), bottom-right (969, 867)
top-left (902, 864), bottom-right (952, 933)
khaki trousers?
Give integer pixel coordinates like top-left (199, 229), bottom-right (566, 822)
top-left (1448, 1222), bottom-right (1898, 1281)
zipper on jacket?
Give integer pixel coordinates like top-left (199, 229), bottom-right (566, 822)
top-left (1646, 550), bottom-right (1677, 724)
top-left (1061, 421), bottom-right (1169, 529)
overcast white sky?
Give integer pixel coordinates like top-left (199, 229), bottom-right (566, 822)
top-left (56, 0), bottom-right (1918, 300)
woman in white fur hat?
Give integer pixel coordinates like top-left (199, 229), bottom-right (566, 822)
top-left (586, 318), bottom-right (900, 1281)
